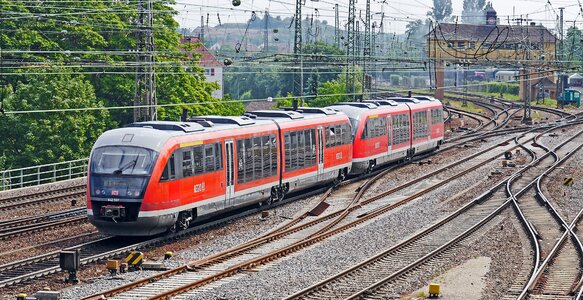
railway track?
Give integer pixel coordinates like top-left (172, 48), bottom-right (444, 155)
top-left (83, 126), bottom-right (538, 299)
top-left (0, 184), bottom-right (86, 211)
top-left (0, 184), bottom-right (331, 289)
top-left (0, 207), bottom-right (85, 233)
top-left (0, 111), bottom-right (523, 290)
top-left (508, 128), bottom-right (583, 299)
top-left (290, 123), bottom-right (582, 300)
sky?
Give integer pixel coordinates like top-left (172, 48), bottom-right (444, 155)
top-left (174, 0), bottom-right (582, 35)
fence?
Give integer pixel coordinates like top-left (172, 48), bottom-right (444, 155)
top-left (0, 158), bottom-right (89, 191)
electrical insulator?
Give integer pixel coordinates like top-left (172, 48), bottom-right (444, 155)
top-left (223, 58), bottom-right (233, 66)
top-left (273, 28), bottom-right (279, 33)
top-left (232, 0), bottom-right (241, 6)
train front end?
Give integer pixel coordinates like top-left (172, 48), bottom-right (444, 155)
top-left (87, 128), bottom-right (173, 236)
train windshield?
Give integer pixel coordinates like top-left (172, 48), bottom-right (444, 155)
top-left (89, 146), bottom-right (156, 199)
top-left (91, 146), bottom-right (156, 175)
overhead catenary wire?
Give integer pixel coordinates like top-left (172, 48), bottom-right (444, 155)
top-left (1, 73), bottom-right (558, 115)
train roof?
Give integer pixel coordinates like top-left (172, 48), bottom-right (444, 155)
top-left (362, 100), bottom-right (400, 106)
top-left (383, 97), bottom-right (421, 104)
top-left (246, 107), bottom-right (346, 123)
top-left (411, 96), bottom-right (440, 102)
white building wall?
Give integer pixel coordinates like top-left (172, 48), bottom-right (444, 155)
top-left (204, 67), bottom-right (224, 99)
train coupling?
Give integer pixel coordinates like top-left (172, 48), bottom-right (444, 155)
top-left (100, 205), bottom-right (126, 220)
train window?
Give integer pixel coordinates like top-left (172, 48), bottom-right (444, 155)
top-left (160, 154), bottom-right (176, 182)
top-left (363, 117), bottom-right (386, 140)
top-left (204, 144), bottom-right (215, 173)
top-left (182, 148), bottom-right (193, 177)
top-left (160, 164), bottom-right (169, 181)
top-left (298, 130), bottom-right (305, 168)
top-left (237, 140), bottom-right (245, 183)
top-left (284, 133), bottom-right (291, 171)
top-left (168, 154), bottom-right (175, 179)
top-left (270, 135), bottom-right (278, 177)
top-left (290, 131), bottom-right (298, 170)
top-left (327, 127), bottom-right (336, 147)
top-left (262, 136), bottom-right (270, 178)
top-left (245, 139), bottom-right (254, 182)
top-left (253, 137), bottom-right (262, 180)
top-left (215, 143), bottom-right (223, 170)
top-left (310, 129), bottom-right (317, 166)
top-left (193, 146), bottom-right (204, 175)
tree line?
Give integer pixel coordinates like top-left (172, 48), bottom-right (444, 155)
top-left (0, 0), bottom-right (243, 170)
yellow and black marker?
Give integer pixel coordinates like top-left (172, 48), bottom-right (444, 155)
top-left (125, 251), bottom-right (144, 269)
top-left (564, 177), bottom-right (574, 186)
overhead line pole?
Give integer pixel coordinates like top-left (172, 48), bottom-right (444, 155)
top-left (293, 0), bottom-right (302, 110)
top-left (363, 0), bottom-right (371, 100)
top-left (334, 4), bottom-right (340, 48)
top-left (346, 0), bottom-right (356, 100)
top-left (264, 10), bottom-right (269, 53)
top-left (134, 0), bottom-right (156, 122)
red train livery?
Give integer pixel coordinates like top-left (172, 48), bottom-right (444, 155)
top-left (87, 108), bottom-right (352, 236)
top-left (87, 98), bottom-right (444, 236)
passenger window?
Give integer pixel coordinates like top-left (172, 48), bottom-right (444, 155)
top-left (160, 153), bottom-right (176, 181)
top-left (237, 140), bottom-right (245, 183)
top-left (182, 148), bottom-right (193, 177)
top-left (193, 146), bottom-right (204, 174)
top-left (204, 144), bottom-right (215, 173)
top-left (214, 143), bottom-right (222, 170)
top-left (161, 165), bottom-right (169, 181)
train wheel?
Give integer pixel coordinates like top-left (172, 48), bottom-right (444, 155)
top-left (366, 160), bottom-right (376, 174)
top-left (177, 211), bottom-right (193, 231)
top-left (168, 223), bottom-right (177, 234)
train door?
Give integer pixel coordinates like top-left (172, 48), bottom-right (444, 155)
top-left (225, 140), bottom-right (235, 204)
top-left (317, 127), bottom-right (324, 178)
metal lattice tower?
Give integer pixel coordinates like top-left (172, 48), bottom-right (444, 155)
top-left (264, 10), bottom-right (269, 52)
top-left (363, 0), bottom-right (371, 98)
top-left (292, 0), bottom-right (302, 109)
top-left (371, 22), bottom-right (376, 90)
top-left (334, 4), bottom-right (340, 48)
top-left (346, 0), bottom-right (356, 99)
top-left (354, 20), bottom-right (360, 100)
top-left (134, 0), bottom-right (156, 122)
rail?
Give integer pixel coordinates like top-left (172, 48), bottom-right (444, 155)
top-left (0, 158), bottom-right (88, 191)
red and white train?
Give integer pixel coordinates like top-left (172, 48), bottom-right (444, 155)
top-left (87, 97), bottom-right (444, 236)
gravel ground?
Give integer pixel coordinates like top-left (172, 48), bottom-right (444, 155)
top-left (544, 141), bottom-right (583, 222)
top-left (364, 133), bottom-right (519, 200)
top-left (128, 156), bottom-right (507, 300)
top-left (399, 215), bottom-right (525, 300)
top-left (539, 123), bottom-right (583, 222)
top-left (29, 192), bottom-right (325, 299)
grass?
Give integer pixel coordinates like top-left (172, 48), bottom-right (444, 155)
top-left (446, 99), bottom-right (484, 114)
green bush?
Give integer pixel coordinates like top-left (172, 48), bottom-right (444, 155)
top-left (481, 82), bottom-right (519, 95)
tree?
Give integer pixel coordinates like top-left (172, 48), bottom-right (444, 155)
top-left (406, 19), bottom-right (429, 44)
top-left (311, 66), bottom-right (363, 107)
top-left (428, 0), bottom-right (453, 22)
top-left (461, 0), bottom-right (486, 24)
top-left (0, 71), bottom-right (110, 169)
top-left (564, 26), bottom-right (583, 68)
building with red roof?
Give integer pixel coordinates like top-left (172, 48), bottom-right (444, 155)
top-left (181, 36), bottom-right (224, 99)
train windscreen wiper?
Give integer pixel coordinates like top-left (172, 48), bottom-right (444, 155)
top-left (113, 158), bottom-right (138, 175)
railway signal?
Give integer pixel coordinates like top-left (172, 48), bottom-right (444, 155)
top-left (59, 250), bottom-right (80, 284)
